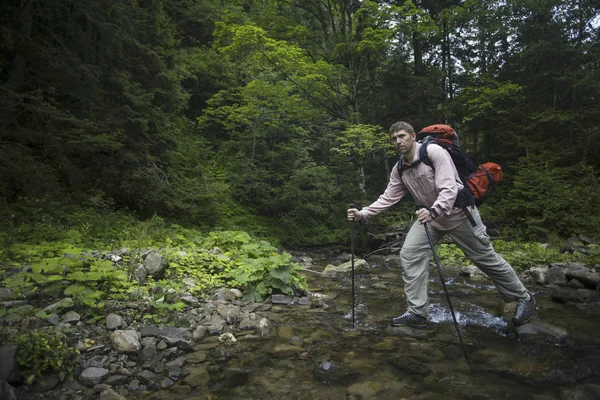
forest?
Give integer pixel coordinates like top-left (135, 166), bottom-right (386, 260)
top-left (1, 1), bottom-right (600, 396)
top-left (1, 0), bottom-right (599, 246)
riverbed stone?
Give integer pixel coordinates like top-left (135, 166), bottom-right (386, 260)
top-left (182, 364), bottom-right (209, 388)
top-left (550, 287), bottom-right (600, 303)
top-left (272, 344), bottom-right (302, 358)
top-left (79, 367), bottom-right (109, 386)
top-left (561, 384), bottom-right (600, 400)
top-left (192, 326), bottom-right (208, 342)
top-left (566, 268), bottom-right (600, 287)
top-left (159, 326), bottom-right (192, 349)
top-left (346, 381), bottom-right (384, 399)
top-left (323, 258), bottom-right (370, 277)
top-left (106, 313), bottom-right (124, 330)
top-left (99, 388), bottom-right (126, 400)
top-left (272, 294), bottom-right (294, 304)
top-left (515, 320), bottom-right (568, 344)
top-left (110, 330), bottom-right (141, 353)
top-left (545, 266), bottom-right (569, 285)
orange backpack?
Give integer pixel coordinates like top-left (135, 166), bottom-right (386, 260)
top-left (398, 124), bottom-right (504, 224)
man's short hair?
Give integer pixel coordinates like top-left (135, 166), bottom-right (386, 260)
top-left (389, 121), bottom-right (415, 135)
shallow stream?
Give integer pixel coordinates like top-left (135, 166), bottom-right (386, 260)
top-left (147, 253), bottom-right (600, 400)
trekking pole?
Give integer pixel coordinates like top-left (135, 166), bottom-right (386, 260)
top-left (349, 203), bottom-right (356, 329)
top-left (422, 220), bottom-right (475, 373)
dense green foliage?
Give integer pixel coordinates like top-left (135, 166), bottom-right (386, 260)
top-left (1, 1), bottom-right (599, 244)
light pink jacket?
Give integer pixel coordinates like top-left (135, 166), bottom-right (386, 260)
top-left (358, 143), bottom-right (469, 230)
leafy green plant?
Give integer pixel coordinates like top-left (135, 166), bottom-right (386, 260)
top-left (15, 327), bottom-right (79, 384)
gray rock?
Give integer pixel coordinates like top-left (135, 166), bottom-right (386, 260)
top-left (79, 367), bottom-right (109, 386)
top-left (99, 388), bottom-right (126, 400)
top-left (551, 287), bottom-right (600, 303)
top-left (62, 310), bottom-right (81, 324)
top-left (180, 295), bottom-right (199, 305)
top-left (43, 297), bottom-right (74, 313)
top-left (545, 266), bottom-right (569, 286)
top-left (138, 344), bottom-right (158, 362)
top-left (143, 252), bottom-right (167, 277)
top-left (110, 330), bottom-right (141, 353)
top-left (238, 317), bottom-right (256, 330)
top-left (272, 294), bottom-right (294, 304)
top-left (160, 377), bottom-right (174, 389)
top-left (140, 325), bottom-right (161, 337)
top-left (566, 268), bottom-right (600, 287)
top-left (0, 344), bottom-right (20, 384)
top-left (159, 327), bottom-right (192, 349)
top-left (226, 288), bottom-right (243, 301)
top-left (323, 258), bottom-right (370, 277)
top-left (137, 370), bottom-right (156, 385)
top-left (106, 313), bottom-right (123, 330)
top-left (127, 379), bottom-right (145, 395)
top-left (529, 267), bottom-right (548, 285)
top-left (192, 326), bottom-right (208, 342)
top-left (103, 375), bottom-right (129, 386)
top-left (226, 306), bottom-right (241, 325)
top-left (0, 288), bottom-right (13, 301)
top-left (515, 320), bottom-right (568, 345)
top-left (134, 264), bottom-right (147, 284)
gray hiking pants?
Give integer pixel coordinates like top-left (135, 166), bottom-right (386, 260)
top-left (400, 208), bottom-right (528, 317)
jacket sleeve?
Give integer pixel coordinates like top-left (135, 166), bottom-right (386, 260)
top-left (427, 144), bottom-right (462, 217)
top-left (358, 161), bottom-right (408, 220)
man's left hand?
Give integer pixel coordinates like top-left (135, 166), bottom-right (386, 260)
top-left (415, 208), bottom-right (434, 224)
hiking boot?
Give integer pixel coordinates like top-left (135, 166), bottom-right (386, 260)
top-left (391, 312), bottom-right (427, 328)
top-left (513, 293), bottom-right (536, 325)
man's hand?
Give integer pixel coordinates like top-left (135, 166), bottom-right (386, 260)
top-left (347, 208), bottom-right (362, 221)
top-left (415, 208), bottom-right (435, 224)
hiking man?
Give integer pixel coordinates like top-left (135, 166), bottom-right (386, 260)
top-left (347, 121), bottom-right (535, 327)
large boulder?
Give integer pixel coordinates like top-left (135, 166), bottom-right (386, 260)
top-left (143, 252), bottom-right (167, 277)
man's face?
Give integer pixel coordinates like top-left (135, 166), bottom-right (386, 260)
top-left (390, 129), bottom-right (416, 154)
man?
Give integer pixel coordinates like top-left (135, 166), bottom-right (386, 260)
top-left (347, 121), bottom-right (535, 327)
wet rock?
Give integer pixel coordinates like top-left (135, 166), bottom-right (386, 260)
top-left (79, 367), bottom-right (109, 386)
top-left (387, 354), bottom-right (432, 376)
top-left (137, 369), bottom-right (157, 385)
top-left (143, 252), bottom-right (167, 277)
top-left (139, 343), bottom-right (158, 362)
top-left (561, 384), bottom-right (600, 400)
top-left (106, 313), bottom-right (124, 330)
top-left (545, 266), bottom-right (569, 286)
top-left (278, 325), bottom-right (293, 341)
top-left (323, 259), bottom-right (370, 277)
top-left (99, 388), bottom-right (126, 400)
top-left (182, 365), bottom-right (209, 388)
top-left (566, 268), bottom-right (600, 287)
top-left (127, 379), bottom-right (145, 395)
top-left (515, 320), bottom-right (568, 345)
top-left (110, 330), bottom-right (141, 353)
top-left (346, 381), bottom-right (384, 399)
top-left (272, 294), bottom-right (294, 304)
top-left (186, 351), bottom-right (207, 364)
top-left (385, 325), bottom-right (435, 338)
top-left (272, 344), bottom-right (302, 358)
top-left (0, 344), bottom-right (20, 384)
top-left (550, 287), bottom-right (600, 303)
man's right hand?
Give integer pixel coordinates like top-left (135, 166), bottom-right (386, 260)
top-left (347, 208), bottom-right (362, 221)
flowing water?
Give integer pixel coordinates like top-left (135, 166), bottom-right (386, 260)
top-left (146, 254), bottom-right (600, 400)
